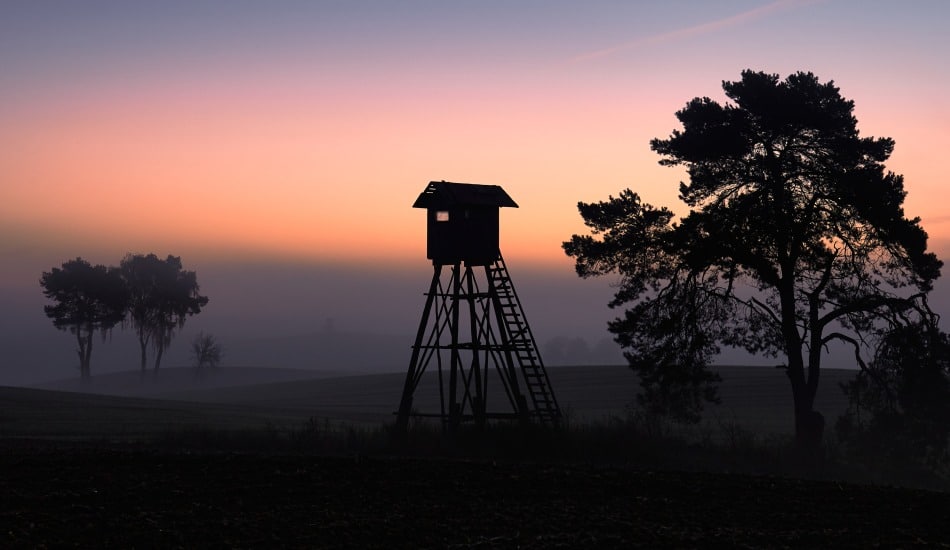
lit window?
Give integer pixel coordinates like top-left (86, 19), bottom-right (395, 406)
top-left (436, 211), bottom-right (450, 222)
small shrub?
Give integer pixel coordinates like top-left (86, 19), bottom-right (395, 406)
top-left (191, 332), bottom-right (223, 369)
top-left (837, 321), bottom-right (950, 485)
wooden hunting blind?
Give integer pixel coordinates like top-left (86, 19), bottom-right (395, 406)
top-left (396, 181), bottom-right (561, 432)
top-left (412, 181), bottom-right (518, 266)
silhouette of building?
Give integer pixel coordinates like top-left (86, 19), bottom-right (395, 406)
top-left (395, 181), bottom-right (560, 431)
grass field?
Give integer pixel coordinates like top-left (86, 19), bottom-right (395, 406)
top-left (6, 364), bottom-right (950, 547)
top-left (8, 364), bottom-right (856, 440)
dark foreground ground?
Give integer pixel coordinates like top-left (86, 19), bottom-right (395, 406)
top-left (2, 445), bottom-right (949, 548)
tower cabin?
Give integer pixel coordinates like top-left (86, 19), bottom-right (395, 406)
top-left (413, 181), bottom-right (518, 266)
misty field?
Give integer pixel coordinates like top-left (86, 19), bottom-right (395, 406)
top-left (4, 365), bottom-right (950, 547)
top-left (8, 365), bottom-right (855, 440)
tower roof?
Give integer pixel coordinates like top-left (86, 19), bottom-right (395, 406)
top-left (412, 181), bottom-right (518, 209)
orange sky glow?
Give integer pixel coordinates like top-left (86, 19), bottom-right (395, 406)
top-left (2, 1), bottom-right (949, 277)
top-left (2, 1), bottom-right (950, 383)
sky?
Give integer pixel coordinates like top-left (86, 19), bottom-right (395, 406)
top-left (2, 0), bottom-right (949, 384)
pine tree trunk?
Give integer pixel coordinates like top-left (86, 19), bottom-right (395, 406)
top-left (788, 367), bottom-right (823, 450)
top-left (779, 279), bottom-right (824, 450)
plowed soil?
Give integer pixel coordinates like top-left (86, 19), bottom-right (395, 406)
top-left (2, 446), bottom-right (948, 548)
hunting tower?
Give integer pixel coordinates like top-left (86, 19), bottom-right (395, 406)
top-left (395, 181), bottom-right (561, 431)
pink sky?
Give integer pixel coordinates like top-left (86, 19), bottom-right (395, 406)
top-left (3, 0), bottom-right (948, 274)
top-left (1, 1), bottom-right (949, 383)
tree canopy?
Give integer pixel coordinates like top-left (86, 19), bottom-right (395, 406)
top-left (40, 258), bottom-right (128, 379)
top-left (564, 70), bottom-right (942, 446)
top-left (120, 253), bottom-right (209, 372)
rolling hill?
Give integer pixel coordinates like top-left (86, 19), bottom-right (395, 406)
top-left (6, 365), bottom-right (857, 440)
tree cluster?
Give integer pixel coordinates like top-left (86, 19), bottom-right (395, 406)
top-left (40, 254), bottom-right (209, 379)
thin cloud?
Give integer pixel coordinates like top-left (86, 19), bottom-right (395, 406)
top-left (569, 0), bottom-right (825, 63)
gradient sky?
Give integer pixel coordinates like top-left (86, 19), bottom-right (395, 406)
top-left (2, 1), bottom-right (949, 382)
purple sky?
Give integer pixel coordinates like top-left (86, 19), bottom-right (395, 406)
top-left (2, 0), bottom-right (949, 384)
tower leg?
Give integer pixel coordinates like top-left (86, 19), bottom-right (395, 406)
top-left (465, 265), bottom-right (486, 428)
top-left (395, 253), bottom-right (558, 431)
top-left (396, 264), bottom-right (442, 433)
top-left (448, 263), bottom-right (462, 431)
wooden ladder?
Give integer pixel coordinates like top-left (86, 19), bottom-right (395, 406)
top-left (487, 255), bottom-right (561, 424)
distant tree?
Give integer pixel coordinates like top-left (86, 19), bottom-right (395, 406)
top-left (120, 254), bottom-right (209, 372)
top-left (40, 258), bottom-right (128, 380)
top-left (564, 70), bottom-right (941, 447)
top-left (120, 253), bottom-right (159, 372)
top-left (191, 331), bottom-right (223, 369)
top-left (837, 311), bottom-right (950, 473)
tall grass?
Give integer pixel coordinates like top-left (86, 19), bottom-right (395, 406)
top-left (145, 409), bottom-right (949, 492)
